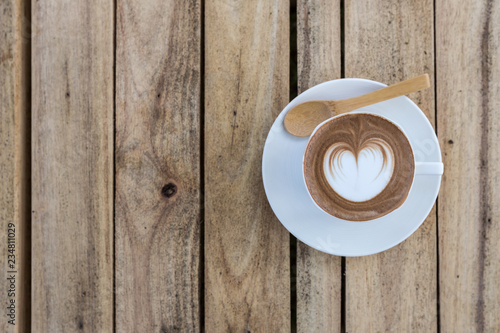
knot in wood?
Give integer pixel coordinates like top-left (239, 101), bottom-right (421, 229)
top-left (161, 183), bottom-right (177, 198)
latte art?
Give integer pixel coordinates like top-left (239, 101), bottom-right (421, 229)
top-left (303, 113), bottom-right (415, 221)
top-left (323, 138), bottom-right (395, 202)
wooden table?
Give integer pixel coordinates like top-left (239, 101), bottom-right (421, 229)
top-left (1, 0), bottom-right (499, 332)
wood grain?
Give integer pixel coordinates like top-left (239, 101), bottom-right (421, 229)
top-left (204, 0), bottom-right (290, 331)
top-left (115, 0), bottom-right (201, 331)
top-left (31, 0), bottom-right (113, 331)
top-left (296, 0), bottom-right (342, 332)
top-left (344, 1), bottom-right (437, 332)
top-left (437, 0), bottom-right (500, 331)
top-left (1, 0), bottom-right (29, 331)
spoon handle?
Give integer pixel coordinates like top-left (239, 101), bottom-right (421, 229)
top-left (334, 74), bottom-right (430, 113)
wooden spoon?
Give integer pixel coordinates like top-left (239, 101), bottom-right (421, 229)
top-left (284, 74), bottom-right (430, 137)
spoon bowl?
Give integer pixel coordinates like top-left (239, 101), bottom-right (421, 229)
top-left (283, 101), bottom-right (332, 137)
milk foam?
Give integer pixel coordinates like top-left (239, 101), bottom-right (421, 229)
top-left (323, 138), bottom-right (395, 202)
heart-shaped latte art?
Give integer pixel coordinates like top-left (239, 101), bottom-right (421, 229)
top-left (304, 113), bottom-right (415, 221)
top-left (323, 138), bottom-right (395, 202)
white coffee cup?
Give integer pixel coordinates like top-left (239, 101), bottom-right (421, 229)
top-left (303, 112), bottom-right (443, 221)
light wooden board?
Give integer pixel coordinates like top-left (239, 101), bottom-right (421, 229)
top-left (437, 0), bottom-right (500, 331)
top-left (344, 1), bottom-right (437, 331)
top-left (296, 0), bottom-right (342, 332)
top-left (13, 1), bottom-right (30, 331)
top-left (204, 0), bottom-right (290, 331)
top-left (31, 0), bottom-right (114, 331)
top-left (1, 0), bottom-right (29, 331)
top-left (114, 0), bottom-right (201, 331)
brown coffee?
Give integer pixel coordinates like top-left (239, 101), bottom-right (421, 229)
top-left (304, 113), bottom-right (414, 221)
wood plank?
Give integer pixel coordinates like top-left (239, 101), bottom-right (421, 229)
top-left (204, 0), bottom-right (290, 331)
top-left (115, 0), bottom-right (201, 331)
top-left (344, 1), bottom-right (437, 332)
top-left (31, 0), bottom-right (113, 331)
top-left (437, 0), bottom-right (500, 331)
top-left (296, 0), bottom-right (342, 332)
top-left (1, 0), bottom-right (30, 331)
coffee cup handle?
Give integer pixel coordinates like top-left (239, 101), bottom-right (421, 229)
top-left (415, 162), bottom-right (444, 175)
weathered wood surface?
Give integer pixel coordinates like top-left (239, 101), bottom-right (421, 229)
top-left (437, 0), bottom-right (500, 331)
top-left (5, 0), bottom-right (500, 330)
top-left (115, 0), bottom-right (201, 331)
top-left (296, 0), bottom-right (342, 332)
top-left (1, 0), bottom-right (29, 331)
top-left (31, 0), bottom-right (114, 331)
top-left (344, 1), bottom-right (437, 332)
top-left (204, 0), bottom-right (290, 331)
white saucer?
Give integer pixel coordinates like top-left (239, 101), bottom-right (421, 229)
top-left (262, 79), bottom-right (442, 256)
